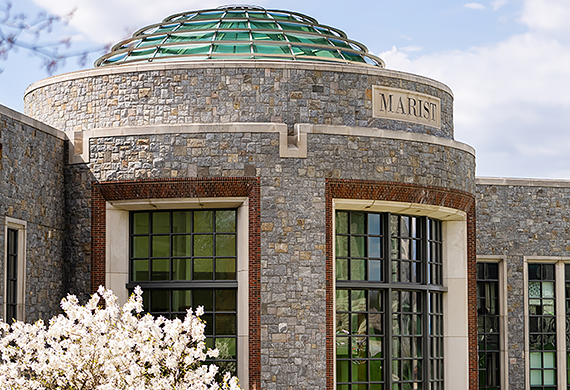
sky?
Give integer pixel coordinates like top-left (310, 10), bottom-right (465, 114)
top-left (1, 0), bottom-right (569, 179)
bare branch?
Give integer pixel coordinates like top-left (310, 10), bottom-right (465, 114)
top-left (0, 1), bottom-right (107, 74)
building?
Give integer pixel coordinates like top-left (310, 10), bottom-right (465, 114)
top-left (0, 5), bottom-right (568, 389)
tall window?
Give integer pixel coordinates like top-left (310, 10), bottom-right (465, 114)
top-left (477, 262), bottom-right (500, 389)
top-left (128, 209), bottom-right (237, 375)
top-left (565, 265), bottom-right (570, 390)
top-left (335, 211), bottom-right (444, 390)
top-left (528, 263), bottom-right (556, 389)
top-left (6, 228), bottom-right (18, 323)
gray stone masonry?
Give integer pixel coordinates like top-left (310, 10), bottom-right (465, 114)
top-left (24, 64), bottom-right (454, 139)
top-left (0, 105), bottom-right (66, 322)
top-left (476, 180), bottom-right (570, 389)
top-left (79, 131), bottom-right (474, 389)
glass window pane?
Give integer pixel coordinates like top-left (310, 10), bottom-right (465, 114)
top-left (336, 236), bottom-right (348, 257)
top-left (194, 289), bottom-right (213, 311)
top-left (151, 259), bottom-right (169, 280)
top-left (132, 259), bottom-right (148, 281)
top-left (351, 290), bottom-right (366, 312)
top-left (369, 236), bottom-right (381, 258)
top-left (351, 212), bottom-right (365, 234)
top-left (215, 313), bottom-right (236, 335)
top-left (133, 212), bottom-right (149, 234)
top-left (543, 369), bottom-right (556, 385)
top-left (336, 211), bottom-right (348, 234)
top-left (336, 360), bottom-right (350, 383)
top-left (369, 260), bottom-right (382, 282)
top-left (351, 259), bottom-right (366, 281)
top-left (172, 290), bottom-right (192, 312)
top-left (215, 289), bottom-right (237, 311)
top-left (216, 210), bottom-right (236, 232)
top-left (336, 258), bottom-right (348, 280)
top-left (193, 258), bottom-right (213, 280)
top-left (216, 235), bottom-right (236, 256)
top-left (172, 235), bottom-right (192, 256)
top-left (194, 211), bottom-right (213, 232)
top-left (215, 338), bottom-right (236, 358)
top-left (172, 211), bottom-right (191, 233)
top-left (336, 290), bottom-right (349, 311)
top-left (194, 235), bottom-right (214, 256)
top-left (351, 236), bottom-right (365, 258)
top-left (216, 258), bottom-right (236, 280)
top-left (542, 282), bottom-right (555, 298)
top-left (336, 336), bottom-right (349, 357)
top-left (152, 212), bottom-right (170, 233)
top-left (150, 290), bottom-right (169, 312)
top-left (543, 351), bottom-right (556, 368)
top-left (132, 236), bottom-right (149, 258)
top-left (152, 235), bottom-right (170, 258)
top-left (172, 258), bottom-right (191, 280)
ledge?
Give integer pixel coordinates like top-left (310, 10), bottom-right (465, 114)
top-left (476, 177), bottom-right (570, 188)
top-left (25, 60), bottom-right (453, 98)
top-left (0, 104), bottom-right (66, 140)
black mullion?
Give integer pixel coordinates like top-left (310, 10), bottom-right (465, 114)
top-left (421, 217), bottom-right (429, 389)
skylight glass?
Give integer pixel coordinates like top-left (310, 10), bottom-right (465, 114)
top-left (95, 6), bottom-right (385, 68)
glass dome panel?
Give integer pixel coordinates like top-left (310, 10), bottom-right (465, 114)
top-left (285, 33), bottom-right (329, 46)
top-left (224, 11), bottom-right (247, 19)
top-left (95, 6), bottom-right (385, 68)
top-left (251, 32), bottom-right (285, 41)
top-left (178, 22), bottom-right (219, 31)
top-left (250, 21), bottom-right (280, 30)
top-left (215, 32), bottom-right (251, 41)
top-left (157, 45), bottom-right (211, 56)
top-left (248, 11), bottom-right (271, 19)
top-left (212, 44), bottom-right (251, 54)
top-left (191, 12), bottom-right (224, 20)
top-left (137, 36), bottom-right (167, 47)
top-left (252, 44), bottom-right (292, 55)
top-left (168, 32), bottom-right (215, 42)
top-left (277, 22), bottom-right (315, 33)
top-left (219, 21), bottom-right (249, 29)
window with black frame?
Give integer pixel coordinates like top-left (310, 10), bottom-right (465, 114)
top-left (6, 228), bottom-right (18, 323)
top-left (477, 262), bottom-right (500, 390)
top-left (335, 211), bottom-right (444, 390)
top-left (528, 263), bottom-right (556, 389)
top-left (128, 209), bottom-right (238, 375)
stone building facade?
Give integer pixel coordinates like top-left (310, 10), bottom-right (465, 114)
top-left (0, 5), bottom-right (568, 390)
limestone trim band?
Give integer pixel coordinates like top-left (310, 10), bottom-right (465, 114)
top-left (0, 104), bottom-right (65, 141)
top-left (476, 177), bottom-right (570, 187)
top-left (68, 122), bottom-right (475, 164)
top-left (24, 61), bottom-right (452, 97)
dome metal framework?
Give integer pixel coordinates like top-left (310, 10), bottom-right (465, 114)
top-left (95, 5), bottom-right (385, 68)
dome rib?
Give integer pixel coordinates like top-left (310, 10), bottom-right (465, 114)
top-left (95, 6), bottom-right (385, 68)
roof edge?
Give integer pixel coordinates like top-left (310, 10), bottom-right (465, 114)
top-left (476, 176), bottom-right (570, 187)
top-left (24, 60), bottom-right (453, 98)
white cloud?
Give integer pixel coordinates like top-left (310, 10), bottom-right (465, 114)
top-left (381, 29), bottom-right (570, 178)
top-left (519, 0), bottom-right (570, 37)
top-left (31, 0), bottom-right (232, 44)
top-left (464, 3), bottom-right (486, 10)
top-left (492, 0), bottom-right (508, 10)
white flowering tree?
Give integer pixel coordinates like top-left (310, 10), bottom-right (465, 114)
top-left (0, 286), bottom-right (240, 390)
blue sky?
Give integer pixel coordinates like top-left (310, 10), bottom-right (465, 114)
top-left (2, 0), bottom-right (570, 179)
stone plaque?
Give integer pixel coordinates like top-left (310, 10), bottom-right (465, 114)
top-left (372, 86), bottom-right (441, 128)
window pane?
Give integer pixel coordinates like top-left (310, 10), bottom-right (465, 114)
top-left (152, 236), bottom-right (170, 257)
top-left (216, 258), bottom-right (236, 280)
top-left (151, 259), bottom-right (169, 280)
top-left (132, 236), bottom-right (149, 258)
top-left (152, 212), bottom-right (170, 233)
top-left (194, 235), bottom-right (214, 256)
top-left (193, 258), bottom-right (213, 280)
top-left (216, 210), bottom-right (236, 232)
top-left (194, 211), bottom-right (213, 232)
top-left (216, 235), bottom-right (236, 256)
top-left (172, 290), bottom-right (192, 312)
top-left (133, 212), bottom-right (149, 234)
top-left (172, 211), bottom-right (191, 233)
top-left (172, 258), bottom-right (191, 280)
top-left (172, 235), bottom-right (192, 256)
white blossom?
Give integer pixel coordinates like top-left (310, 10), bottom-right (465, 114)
top-left (0, 287), bottom-right (240, 390)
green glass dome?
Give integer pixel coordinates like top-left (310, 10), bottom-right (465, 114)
top-left (95, 5), bottom-right (385, 67)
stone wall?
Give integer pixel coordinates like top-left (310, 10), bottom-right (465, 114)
top-left (0, 105), bottom-right (66, 322)
top-left (24, 62), bottom-right (455, 139)
top-left (476, 178), bottom-right (570, 389)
